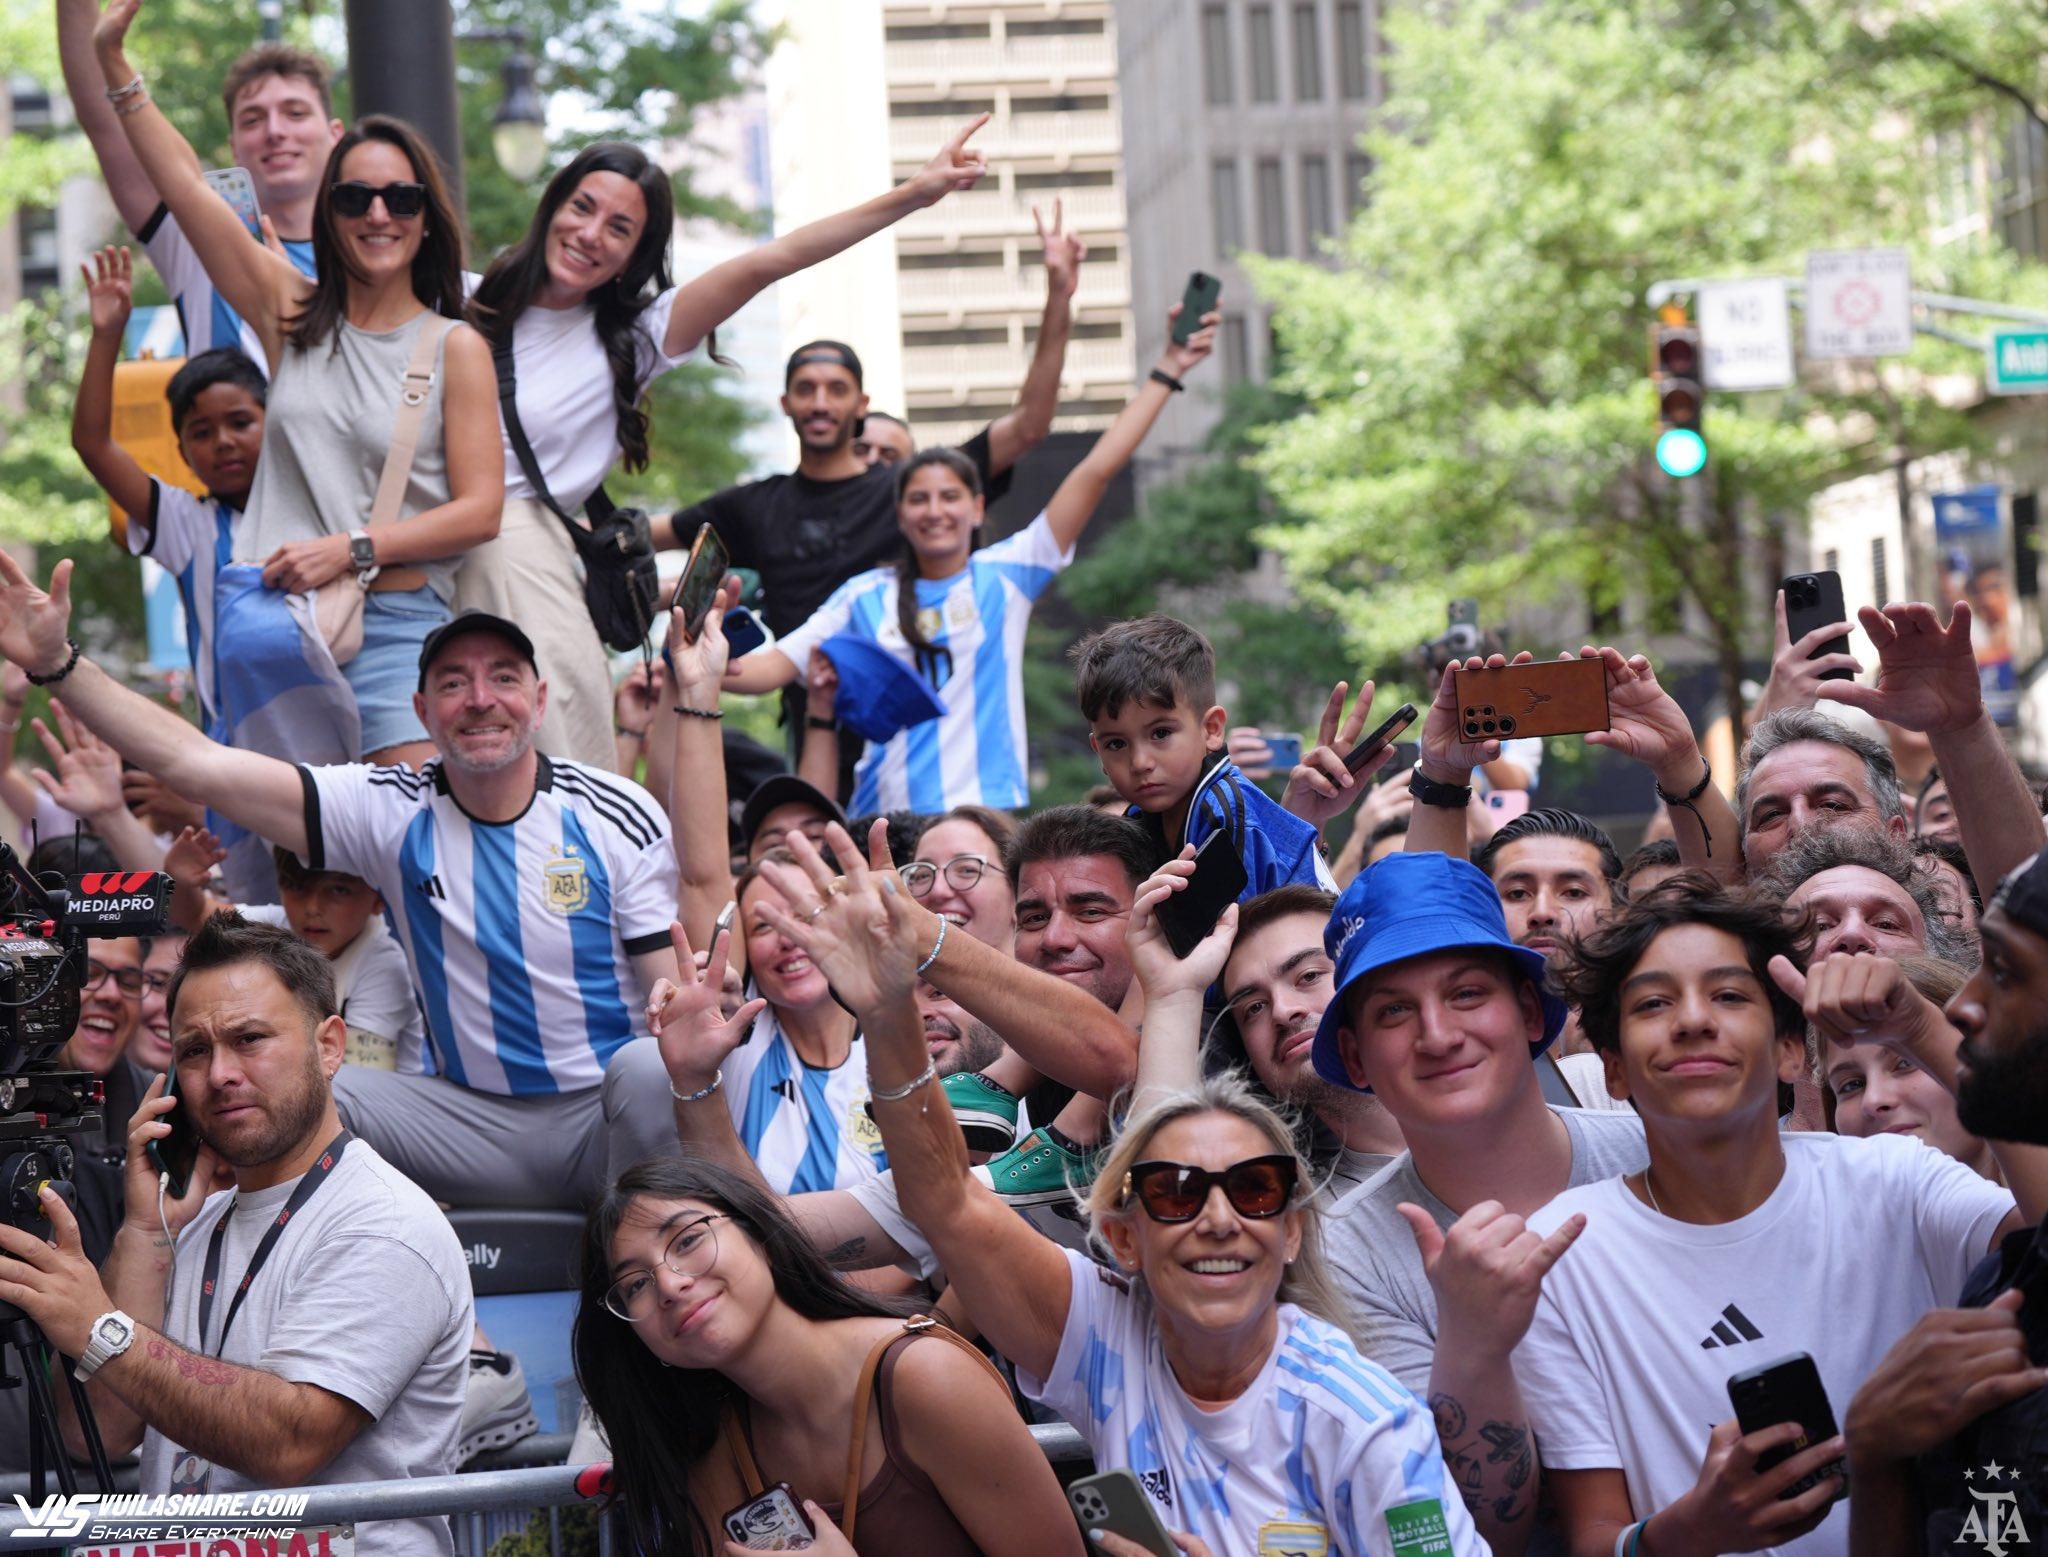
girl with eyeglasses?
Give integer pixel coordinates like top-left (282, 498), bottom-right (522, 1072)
top-left (729, 826), bottom-right (1485, 1557)
top-left (96, 0), bottom-right (502, 768)
top-left (571, 1154), bottom-right (1080, 1557)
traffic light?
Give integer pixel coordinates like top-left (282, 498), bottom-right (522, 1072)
top-left (1651, 306), bottom-right (1707, 478)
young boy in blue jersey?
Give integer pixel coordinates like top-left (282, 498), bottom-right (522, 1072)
top-left (1072, 614), bottom-right (1337, 897)
top-left (70, 244), bottom-right (262, 747)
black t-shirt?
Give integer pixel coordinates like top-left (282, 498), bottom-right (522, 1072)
top-left (674, 428), bottom-right (1009, 638)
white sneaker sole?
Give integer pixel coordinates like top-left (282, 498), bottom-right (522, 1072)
top-left (457, 1409), bottom-right (539, 1466)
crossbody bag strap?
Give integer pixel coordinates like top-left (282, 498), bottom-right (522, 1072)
top-left (839, 1316), bottom-right (1006, 1543)
top-left (489, 329), bottom-right (581, 526)
top-left (366, 312), bottom-right (456, 534)
top-left (722, 1406), bottom-right (767, 1497)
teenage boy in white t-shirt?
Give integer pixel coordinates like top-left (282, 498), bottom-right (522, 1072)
top-left (1522, 882), bottom-right (2041, 1556)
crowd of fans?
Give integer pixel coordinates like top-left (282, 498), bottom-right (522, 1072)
top-left (0, 5), bottom-right (2043, 1554)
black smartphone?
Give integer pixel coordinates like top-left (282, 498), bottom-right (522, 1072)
top-left (1379, 741), bottom-right (1420, 781)
top-left (1345, 703), bottom-right (1420, 775)
top-left (1726, 1352), bottom-right (1846, 1497)
top-left (670, 524), bottom-right (731, 643)
top-left (145, 1069), bottom-right (201, 1200)
top-left (1781, 571), bottom-right (1852, 681)
top-left (1173, 271), bottom-right (1222, 345)
top-left (1156, 831), bottom-right (1249, 959)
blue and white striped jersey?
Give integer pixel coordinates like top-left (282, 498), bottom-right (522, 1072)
top-left (1020, 1248), bottom-right (1484, 1556)
top-left (776, 511), bottom-right (1073, 813)
top-left (722, 1003), bottom-right (886, 1195)
top-left (298, 756), bottom-right (677, 1095)
top-left (1130, 753), bottom-right (1338, 900)
top-left (133, 479), bottom-right (237, 737)
top-left (136, 203), bottom-right (317, 375)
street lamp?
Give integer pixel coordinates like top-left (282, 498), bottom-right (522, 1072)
top-left (489, 36), bottom-right (547, 182)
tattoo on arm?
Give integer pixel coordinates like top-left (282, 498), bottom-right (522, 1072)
top-left (1429, 1392), bottom-right (1536, 1526)
top-left (146, 1335), bottom-right (237, 1387)
top-left (823, 1235), bottom-right (867, 1267)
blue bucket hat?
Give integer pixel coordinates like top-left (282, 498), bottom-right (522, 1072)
top-left (819, 633), bottom-right (947, 744)
top-left (1310, 851), bottom-right (1568, 1093)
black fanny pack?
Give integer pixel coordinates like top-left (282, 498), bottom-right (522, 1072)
top-left (492, 333), bottom-right (660, 653)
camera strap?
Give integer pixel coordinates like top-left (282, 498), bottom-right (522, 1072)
top-left (197, 1129), bottom-right (351, 1357)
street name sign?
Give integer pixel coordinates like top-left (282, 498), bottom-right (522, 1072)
top-left (1987, 329), bottom-right (2048, 395)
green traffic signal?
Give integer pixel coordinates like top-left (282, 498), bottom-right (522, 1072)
top-left (1656, 426), bottom-right (1708, 478)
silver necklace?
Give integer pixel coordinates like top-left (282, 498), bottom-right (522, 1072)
top-left (1641, 1169), bottom-right (1663, 1216)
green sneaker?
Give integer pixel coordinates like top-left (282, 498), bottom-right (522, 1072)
top-left (977, 1130), bottom-right (1097, 1208)
top-left (943, 1071), bottom-right (1020, 1154)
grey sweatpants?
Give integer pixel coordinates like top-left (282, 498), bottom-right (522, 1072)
top-left (331, 1036), bottom-right (678, 1208)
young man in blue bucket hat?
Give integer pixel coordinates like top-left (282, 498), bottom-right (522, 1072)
top-left (1313, 851), bottom-right (1647, 1552)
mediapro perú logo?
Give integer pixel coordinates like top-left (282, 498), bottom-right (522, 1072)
top-left (10, 1492), bottom-right (313, 1541)
top-left (1958, 1462), bottom-right (2032, 1557)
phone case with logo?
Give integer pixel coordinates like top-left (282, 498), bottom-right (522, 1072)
top-left (1453, 659), bottom-right (1610, 741)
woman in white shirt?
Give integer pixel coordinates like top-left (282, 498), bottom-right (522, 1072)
top-left (465, 126), bottom-right (992, 768)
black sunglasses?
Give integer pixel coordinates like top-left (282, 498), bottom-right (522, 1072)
top-left (1123, 1155), bottom-right (1299, 1223)
top-left (331, 180), bottom-right (427, 219)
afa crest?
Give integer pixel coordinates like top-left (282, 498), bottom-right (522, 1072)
top-left (544, 848), bottom-right (590, 915)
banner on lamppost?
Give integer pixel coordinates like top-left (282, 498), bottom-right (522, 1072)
top-left (1932, 485), bottom-right (2017, 726)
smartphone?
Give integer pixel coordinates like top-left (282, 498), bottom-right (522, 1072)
top-left (723, 606), bottom-right (768, 660)
top-left (204, 166), bottom-right (263, 241)
top-left (1379, 740), bottom-right (1420, 781)
top-left (670, 523), bottom-right (731, 643)
top-left (1263, 733), bottom-right (1302, 771)
top-left (145, 1069), bottom-right (201, 1200)
top-left (1067, 1469), bottom-right (1177, 1557)
top-left (721, 1483), bottom-right (814, 1550)
top-left (1173, 271), bottom-right (1223, 345)
top-left (1155, 831), bottom-right (1250, 959)
top-left (1345, 703), bottom-right (1419, 775)
top-left (1782, 571), bottom-right (1852, 681)
top-left (1453, 659), bottom-right (1609, 741)
top-left (1727, 1352), bottom-right (1846, 1496)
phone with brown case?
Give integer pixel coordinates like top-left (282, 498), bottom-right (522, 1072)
top-left (1453, 659), bottom-right (1610, 741)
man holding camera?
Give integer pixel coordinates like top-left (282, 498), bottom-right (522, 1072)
top-left (0, 914), bottom-right (470, 1555)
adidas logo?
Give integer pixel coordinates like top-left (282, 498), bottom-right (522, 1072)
top-left (1698, 1304), bottom-right (1764, 1349)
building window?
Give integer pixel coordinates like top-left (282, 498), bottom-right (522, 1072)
top-left (1871, 536), bottom-right (1890, 607)
top-left (1337, 2), bottom-right (1369, 100)
top-left (1256, 156), bottom-right (1289, 254)
top-left (1223, 315), bottom-right (1251, 383)
top-left (1345, 152), bottom-right (1373, 219)
top-left (1249, 5), bottom-right (1279, 103)
top-left (1301, 153), bottom-right (1333, 242)
top-left (1202, 4), bottom-right (1233, 106)
top-left (1211, 158), bottom-right (1244, 254)
top-left (1293, 3), bottom-right (1323, 101)
top-left (18, 206), bottom-right (59, 293)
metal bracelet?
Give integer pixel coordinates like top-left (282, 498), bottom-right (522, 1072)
top-left (669, 1069), bottom-right (721, 1104)
top-left (915, 913), bottom-right (948, 976)
top-left (104, 74), bottom-right (146, 103)
top-left (870, 1056), bottom-right (937, 1104)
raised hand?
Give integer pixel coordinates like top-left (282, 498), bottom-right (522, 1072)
top-left (648, 920), bottom-right (767, 1096)
top-left (123, 1071), bottom-right (229, 1237)
top-left (30, 701), bottom-right (124, 819)
top-left (756, 823), bottom-right (922, 1019)
top-left (1767, 951), bottom-right (1947, 1060)
top-left (164, 823), bottom-right (228, 885)
top-left (613, 660), bottom-right (658, 741)
top-left (1818, 602), bottom-right (1983, 735)
top-left (677, 578), bottom-right (739, 697)
top-left (1419, 652), bottom-right (1528, 781)
top-left (1578, 646), bottom-right (1706, 788)
top-left (1282, 676), bottom-right (1388, 826)
top-left (1754, 589), bottom-right (1863, 720)
top-left (906, 113), bottom-right (990, 208)
top-left (1226, 726), bottom-right (1276, 781)
top-left (0, 554), bottom-right (79, 680)
top-left (1399, 1200), bottom-right (1584, 1359)
top-left (805, 644), bottom-right (840, 723)
top-left (93, 0), bottom-right (146, 66)
top-left (1033, 198), bottom-right (1086, 299)
top-left (1127, 848), bottom-right (1240, 1004)
top-left (81, 245), bottom-right (135, 334)
top-left (1159, 303), bottom-right (1220, 379)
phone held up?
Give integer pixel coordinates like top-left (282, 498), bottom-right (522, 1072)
top-left (1173, 271), bottom-right (1223, 345)
top-left (1781, 570), bottom-right (1853, 682)
top-left (1452, 658), bottom-right (1610, 742)
top-left (1726, 1351), bottom-right (1847, 1501)
top-left (204, 166), bottom-right (263, 241)
top-left (146, 1067), bottom-right (203, 1200)
top-left (1345, 703), bottom-right (1419, 776)
top-left (1155, 831), bottom-right (1249, 960)
top-left (670, 523), bottom-right (731, 645)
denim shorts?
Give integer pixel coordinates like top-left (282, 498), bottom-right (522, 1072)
top-left (343, 586), bottom-right (447, 753)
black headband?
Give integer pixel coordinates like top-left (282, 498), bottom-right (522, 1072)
top-left (785, 342), bottom-right (863, 386)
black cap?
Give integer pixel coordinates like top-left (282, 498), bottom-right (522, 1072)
top-left (1991, 848), bottom-right (2048, 940)
top-left (416, 610), bottom-right (539, 691)
top-left (785, 340), bottom-right (863, 387)
top-left (739, 775), bottom-right (847, 856)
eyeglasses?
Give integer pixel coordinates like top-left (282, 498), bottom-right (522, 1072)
top-left (85, 960), bottom-right (146, 998)
top-left (603, 1214), bottom-right (726, 1321)
top-left (900, 855), bottom-right (989, 898)
top-left (331, 180), bottom-right (427, 220)
top-left (1123, 1156), bottom-right (1300, 1224)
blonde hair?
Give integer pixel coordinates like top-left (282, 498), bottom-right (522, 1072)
top-left (1083, 1073), bottom-right (1367, 1348)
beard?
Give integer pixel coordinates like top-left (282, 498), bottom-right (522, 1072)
top-left (1956, 1026), bottom-right (2048, 1146)
top-left (199, 1044), bottom-right (331, 1170)
top-left (932, 1020), bottom-right (1005, 1079)
top-left (443, 716), bottom-right (539, 776)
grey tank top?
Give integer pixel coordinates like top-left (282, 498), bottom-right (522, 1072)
top-left (241, 311), bottom-right (461, 599)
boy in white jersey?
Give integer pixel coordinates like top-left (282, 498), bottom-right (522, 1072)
top-left (1522, 880), bottom-right (2040, 1555)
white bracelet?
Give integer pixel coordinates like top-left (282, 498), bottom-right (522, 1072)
top-left (105, 73), bottom-right (146, 103)
top-left (870, 1056), bottom-right (937, 1104)
top-left (915, 915), bottom-right (948, 976)
top-left (670, 1069), bottom-right (721, 1103)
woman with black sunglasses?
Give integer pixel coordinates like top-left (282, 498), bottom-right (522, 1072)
top-left (715, 822), bottom-right (1485, 1557)
top-left (96, 0), bottom-right (502, 769)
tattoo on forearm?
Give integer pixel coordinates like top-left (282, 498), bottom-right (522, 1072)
top-left (823, 1236), bottom-right (867, 1267)
top-left (146, 1336), bottom-right (236, 1387)
top-left (1429, 1392), bottom-right (1535, 1526)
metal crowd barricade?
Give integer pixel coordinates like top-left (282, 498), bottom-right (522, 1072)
top-left (0, 1424), bottom-right (1094, 1556)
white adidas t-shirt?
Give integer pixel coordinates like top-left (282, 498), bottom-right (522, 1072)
top-left (723, 1003), bottom-right (886, 1195)
top-left (1519, 1131), bottom-right (2013, 1553)
top-left (1019, 1247), bottom-right (1486, 1556)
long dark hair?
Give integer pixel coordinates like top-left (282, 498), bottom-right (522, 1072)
top-left (286, 116), bottom-right (467, 351)
top-left (892, 447), bottom-right (984, 685)
top-left (571, 1157), bottom-right (910, 1557)
top-left (470, 143), bottom-right (677, 474)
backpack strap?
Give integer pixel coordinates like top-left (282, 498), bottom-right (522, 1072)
top-left (838, 1316), bottom-right (1006, 1543)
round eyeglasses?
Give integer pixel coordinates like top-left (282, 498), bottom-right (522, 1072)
top-left (899, 854), bottom-right (989, 899)
top-left (603, 1214), bottom-right (726, 1321)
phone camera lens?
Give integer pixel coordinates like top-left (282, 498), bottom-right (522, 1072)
top-left (1464, 721), bottom-right (1480, 738)
top-left (1499, 716), bottom-right (1517, 735)
top-left (1482, 719), bottom-right (1498, 734)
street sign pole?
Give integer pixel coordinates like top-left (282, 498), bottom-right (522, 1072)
top-left (343, 0), bottom-right (464, 210)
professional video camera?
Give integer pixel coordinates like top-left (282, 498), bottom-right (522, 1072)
top-left (0, 837), bottom-right (171, 1500)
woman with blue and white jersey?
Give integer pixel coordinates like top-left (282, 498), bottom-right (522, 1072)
top-left (747, 827), bottom-right (1486, 1557)
top-left (722, 303), bottom-right (1220, 813)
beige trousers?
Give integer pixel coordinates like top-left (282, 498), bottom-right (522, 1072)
top-left (453, 496), bottom-right (617, 770)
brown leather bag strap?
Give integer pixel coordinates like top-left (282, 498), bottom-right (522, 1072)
top-left (722, 1406), bottom-right (767, 1498)
top-left (366, 312), bottom-right (455, 534)
top-left (839, 1316), bottom-right (1007, 1543)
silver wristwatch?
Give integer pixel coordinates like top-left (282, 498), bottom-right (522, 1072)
top-left (348, 529), bottom-right (378, 574)
top-left (75, 1309), bottom-right (136, 1380)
